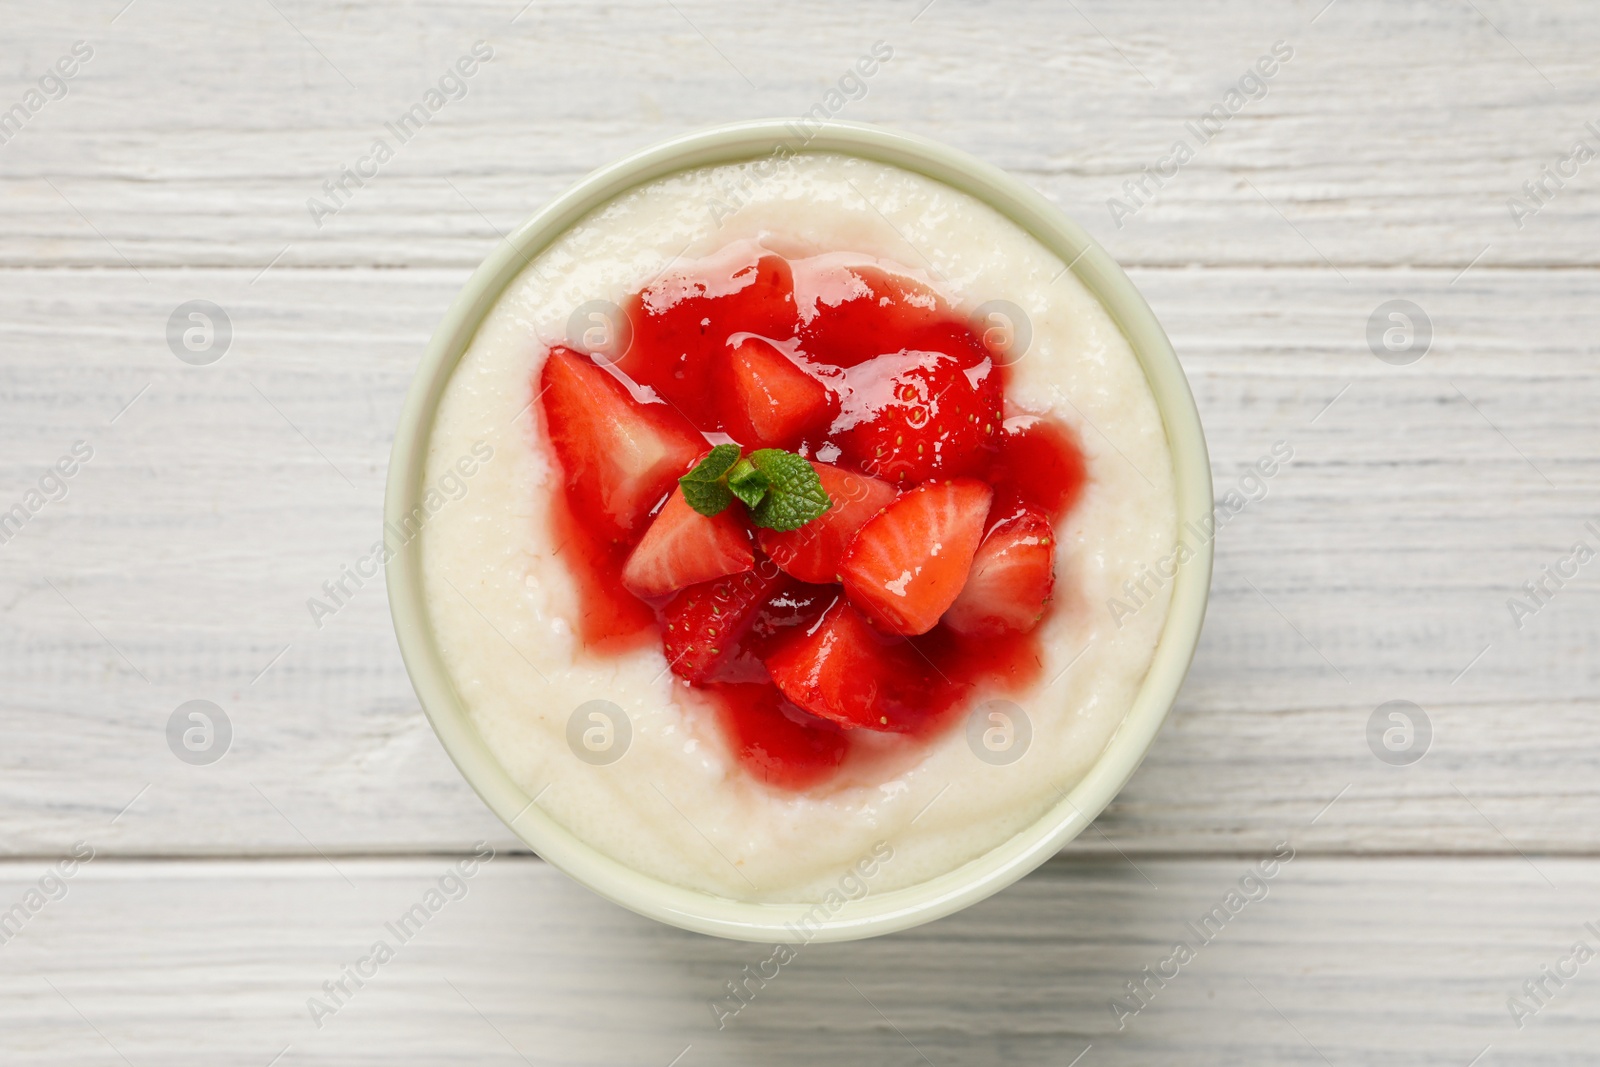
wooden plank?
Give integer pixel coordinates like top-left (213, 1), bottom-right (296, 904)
top-left (0, 265), bottom-right (1595, 855)
top-left (0, 1), bottom-right (1597, 269)
top-left (0, 855), bottom-right (1593, 1064)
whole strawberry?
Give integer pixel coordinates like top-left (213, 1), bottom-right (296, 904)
top-left (829, 322), bottom-right (1003, 486)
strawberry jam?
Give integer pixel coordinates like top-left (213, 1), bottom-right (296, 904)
top-left (621, 252), bottom-right (797, 431)
top-left (536, 248), bottom-right (1088, 791)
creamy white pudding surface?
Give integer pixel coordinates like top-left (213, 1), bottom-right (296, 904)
top-left (420, 152), bottom-right (1176, 902)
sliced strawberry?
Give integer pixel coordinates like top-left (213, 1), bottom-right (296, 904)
top-left (757, 462), bottom-right (898, 583)
top-left (539, 346), bottom-right (706, 540)
top-left (622, 252), bottom-right (797, 431)
top-left (796, 263), bottom-right (951, 368)
top-left (943, 509), bottom-right (1057, 637)
top-left (763, 600), bottom-right (930, 731)
top-left (719, 336), bottom-right (837, 449)
top-left (659, 565), bottom-right (786, 683)
top-left (695, 576), bottom-right (836, 684)
top-left (710, 682), bottom-right (850, 790)
top-left (620, 490), bottom-right (754, 599)
top-left (830, 325), bottom-right (1003, 485)
top-left (838, 478), bottom-right (993, 635)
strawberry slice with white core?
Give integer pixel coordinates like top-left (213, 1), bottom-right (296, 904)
top-left (838, 478), bottom-right (993, 635)
top-left (721, 336), bottom-right (836, 449)
top-left (757, 462), bottom-right (898, 583)
top-left (538, 346), bottom-right (706, 539)
top-left (943, 509), bottom-right (1056, 637)
top-left (621, 489), bottom-right (754, 599)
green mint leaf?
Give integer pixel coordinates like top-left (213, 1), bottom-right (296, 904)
top-left (677, 443), bottom-right (741, 516)
top-left (679, 478), bottom-right (732, 516)
top-left (726, 458), bottom-right (770, 510)
top-left (745, 449), bottom-right (832, 532)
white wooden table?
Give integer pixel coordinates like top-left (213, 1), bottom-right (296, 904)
top-left (3, 1), bottom-right (1597, 1062)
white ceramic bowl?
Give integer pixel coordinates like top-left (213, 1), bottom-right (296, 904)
top-left (385, 119), bottom-right (1212, 942)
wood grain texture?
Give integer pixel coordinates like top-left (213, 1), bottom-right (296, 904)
top-left (1, 856), bottom-right (1596, 1065)
top-left (0, 1), bottom-right (1598, 270)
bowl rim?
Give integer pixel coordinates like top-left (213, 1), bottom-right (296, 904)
top-left (384, 118), bottom-right (1213, 943)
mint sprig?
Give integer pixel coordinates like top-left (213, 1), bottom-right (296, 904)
top-left (678, 443), bottom-right (741, 516)
top-left (725, 458), bottom-right (770, 510)
top-left (678, 446), bottom-right (831, 532)
top-left (744, 449), bottom-right (832, 532)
